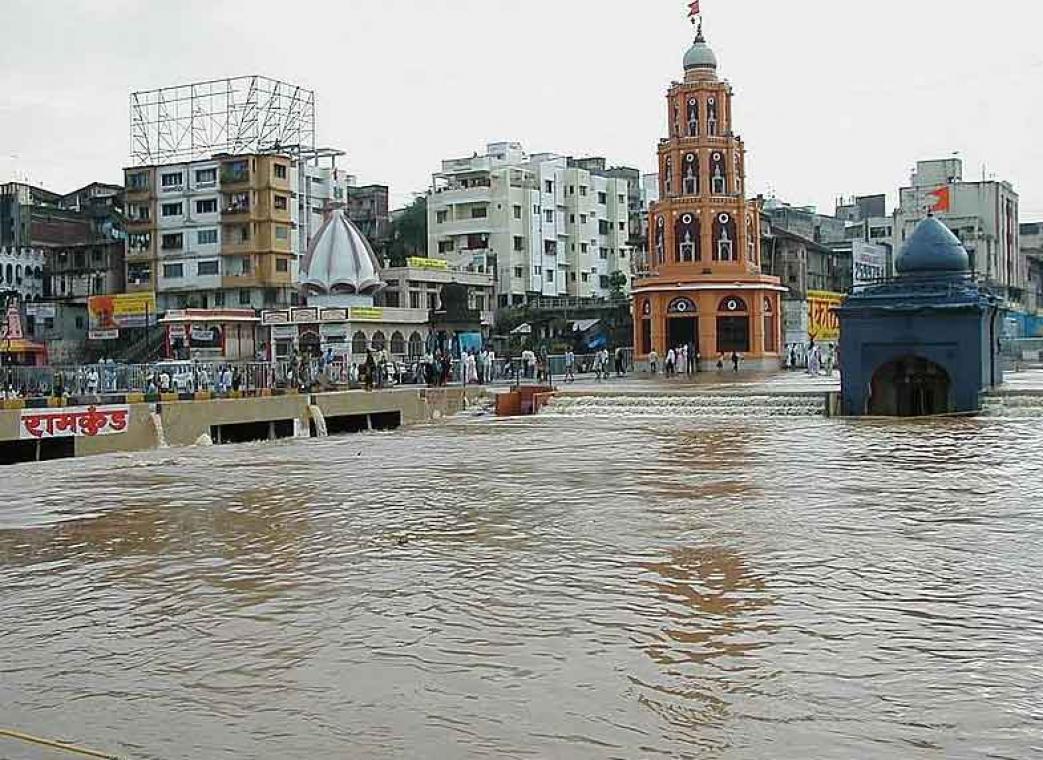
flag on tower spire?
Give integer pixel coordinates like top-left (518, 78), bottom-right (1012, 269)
top-left (688, 0), bottom-right (701, 21)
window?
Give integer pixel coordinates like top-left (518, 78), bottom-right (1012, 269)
top-left (534, 265), bottom-right (542, 275)
top-left (599, 220), bottom-right (610, 235)
top-left (195, 168), bottom-right (217, 185)
top-left (223, 161), bottom-right (248, 183)
top-left (410, 291), bottom-right (422, 309)
top-left (127, 172), bottom-right (148, 189)
top-left (275, 225), bottom-right (289, 241)
top-left (197, 260), bottom-right (219, 276)
top-left (214, 290), bottom-right (225, 307)
top-left (600, 247), bottom-right (609, 260)
top-left (600, 275), bottom-right (610, 289)
top-left (580, 214), bottom-right (587, 224)
top-left (513, 205), bottom-right (522, 219)
top-left (225, 192), bottom-right (249, 213)
top-left (513, 236), bottom-right (524, 252)
top-left (276, 258), bottom-right (289, 272)
top-left (581, 243), bottom-right (588, 253)
top-left (581, 272), bottom-right (589, 282)
top-left (471, 206), bottom-right (487, 219)
top-left (618, 194), bottom-right (625, 204)
top-left (161, 233), bottom-right (183, 250)
top-left (161, 202), bottom-right (183, 217)
top-left (274, 163), bottom-right (288, 179)
top-left (544, 180), bottom-right (554, 193)
top-left (129, 203), bottom-right (150, 221)
top-left (570, 214), bottom-right (576, 224)
top-left (241, 257), bottom-right (252, 274)
top-left (436, 210), bottom-right (448, 224)
top-left (598, 192), bottom-right (607, 204)
top-left (235, 225), bottom-right (250, 243)
top-left (546, 269), bottom-right (554, 283)
top-left (274, 194), bottom-right (288, 211)
top-left (580, 186), bottom-right (587, 197)
top-left (127, 262), bottom-right (151, 285)
top-left (618, 222), bottom-right (625, 231)
top-left (545, 210), bottom-right (554, 223)
top-left (196, 198), bottom-right (217, 214)
top-left (570, 272), bottom-right (577, 281)
top-left (438, 240), bottom-right (454, 253)
top-left (239, 289), bottom-right (251, 306)
top-left (197, 229), bottom-right (218, 245)
top-left (533, 204), bottom-right (540, 215)
top-left (514, 266), bottom-right (523, 278)
top-left (160, 172), bottom-right (183, 188)
top-left (163, 263), bottom-right (184, 279)
top-left (569, 185), bottom-right (575, 195)
top-left (544, 240), bottom-right (557, 256)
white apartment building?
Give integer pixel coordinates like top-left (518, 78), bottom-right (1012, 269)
top-left (426, 142), bottom-right (632, 307)
top-left (895, 158), bottom-right (1022, 303)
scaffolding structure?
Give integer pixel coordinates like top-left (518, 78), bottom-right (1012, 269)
top-left (129, 75), bottom-right (316, 165)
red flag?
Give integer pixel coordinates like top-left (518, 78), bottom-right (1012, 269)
top-left (688, 0), bottom-right (700, 17)
top-left (928, 185), bottom-right (951, 213)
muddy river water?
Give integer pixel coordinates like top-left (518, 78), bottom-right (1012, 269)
top-left (1, 415), bottom-right (1041, 759)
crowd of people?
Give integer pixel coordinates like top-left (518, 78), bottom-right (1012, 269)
top-left (785, 341), bottom-right (838, 376)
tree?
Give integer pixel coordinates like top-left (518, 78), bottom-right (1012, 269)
top-left (608, 270), bottom-right (628, 299)
top-left (384, 196), bottom-right (427, 266)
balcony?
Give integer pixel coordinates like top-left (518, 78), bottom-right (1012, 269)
top-left (437, 185), bottom-right (493, 206)
top-left (221, 164), bottom-right (250, 186)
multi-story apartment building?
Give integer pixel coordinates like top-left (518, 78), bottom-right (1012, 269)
top-left (1020, 222), bottom-right (1043, 319)
top-left (344, 185), bottom-right (390, 247)
top-left (426, 142), bottom-right (631, 307)
top-left (124, 154), bottom-right (299, 312)
top-left (895, 158), bottom-right (1021, 303)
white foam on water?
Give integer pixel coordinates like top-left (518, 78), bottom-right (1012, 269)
top-left (309, 404), bottom-right (329, 437)
top-left (150, 411), bottom-right (168, 449)
top-left (541, 393), bottom-right (826, 418)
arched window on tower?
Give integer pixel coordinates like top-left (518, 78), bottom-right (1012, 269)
top-left (714, 213), bottom-right (737, 262)
top-left (654, 216), bottom-right (666, 265)
top-left (733, 151), bottom-right (742, 194)
top-left (746, 216), bottom-right (757, 263)
top-left (710, 152), bottom-right (727, 195)
top-left (662, 155), bottom-right (673, 197)
top-left (672, 103), bottom-right (680, 137)
top-left (687, 98), bottom-right (699, 137)
top-left (683, 153), bottom-right (699, 196)
top-left (675, 213), bottom-right (700, 263)
top-left (707, 96), bottom-right (719, 136)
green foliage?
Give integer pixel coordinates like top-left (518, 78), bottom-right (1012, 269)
top-left (385, 196), bottom-right (427, 266)
top-left (608, 270), bottom-right (628, 297)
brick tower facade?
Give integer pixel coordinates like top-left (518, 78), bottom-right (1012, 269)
top-left (633, 22), bottom-right (783, 370)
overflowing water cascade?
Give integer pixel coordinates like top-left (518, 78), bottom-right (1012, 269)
top-left (980, 395), bottom-right (1043, 418)
top-left (541, 394), bottom-right (827, 418)
top-left (309, 405), bottom-right (329, 437)
top-left (150, 411), bottom-right (168, 448)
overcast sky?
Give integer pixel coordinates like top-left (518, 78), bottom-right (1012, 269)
top-left (2, 0), bottom-right (1041, 217)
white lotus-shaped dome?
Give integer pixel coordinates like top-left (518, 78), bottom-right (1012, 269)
top-left (301, 207), bottom-right (385, 295)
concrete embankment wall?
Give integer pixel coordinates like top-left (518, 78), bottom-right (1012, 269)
top-left (0, 387), bottom-right (486, 465)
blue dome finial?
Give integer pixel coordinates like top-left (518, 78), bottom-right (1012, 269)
top-left (895, 216), bottom-right (970, 276)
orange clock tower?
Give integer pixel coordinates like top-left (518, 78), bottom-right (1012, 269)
top-left (633, 16), bottom-right (783, 370)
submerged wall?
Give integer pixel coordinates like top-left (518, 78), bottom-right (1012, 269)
top-left (0, 387), bottom-right (487, 465)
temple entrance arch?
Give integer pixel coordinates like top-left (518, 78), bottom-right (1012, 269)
top-left (666, 297), bottom-right (698, 352)
top-left (868, 356), bottom-right (952, 417)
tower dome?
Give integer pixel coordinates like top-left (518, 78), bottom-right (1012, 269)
top-left (895, 216), bottom-right (970, 276)
top-left (683, 25), bottom-right (718, 73)
top-left (300, 206), bottom-right (385, 296)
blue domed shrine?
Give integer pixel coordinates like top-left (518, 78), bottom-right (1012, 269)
top-left (837, 216), bottom-right (1004, 416)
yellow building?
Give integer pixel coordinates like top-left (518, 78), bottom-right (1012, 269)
top-left (124, 153), bottom-right (297, 313)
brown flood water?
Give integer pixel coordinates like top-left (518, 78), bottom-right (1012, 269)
top-left (1, 415), bottom-right (1042, 759)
